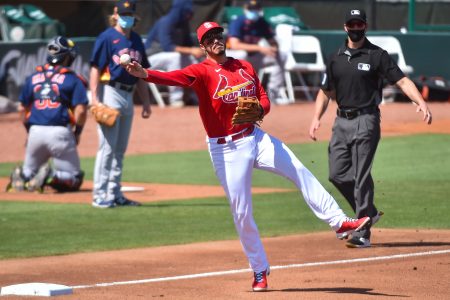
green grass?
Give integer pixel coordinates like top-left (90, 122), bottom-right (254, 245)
top-left (0, 133), bottom-right (449, 259)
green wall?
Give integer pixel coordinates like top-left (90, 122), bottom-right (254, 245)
top-left (299, 30), bottom-right (450, 80)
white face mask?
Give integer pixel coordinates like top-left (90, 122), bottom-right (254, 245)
top-left (245, 10), bottom-right (260, 21)
top-left (118, 15), bottom-right (135, 29)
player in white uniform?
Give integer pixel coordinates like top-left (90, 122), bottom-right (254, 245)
top-left (125, 22), bottom-right (371, 292)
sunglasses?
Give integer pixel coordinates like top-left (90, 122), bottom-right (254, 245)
top-left (202, 32), bottom-right (224, 45)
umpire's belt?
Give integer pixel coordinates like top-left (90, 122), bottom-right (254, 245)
top-left (108, 81), bottom-right (134, 92)
top-left (216, 126), bottom-right (254, 144)
top-left (337, 106), bottom-right (379, 120)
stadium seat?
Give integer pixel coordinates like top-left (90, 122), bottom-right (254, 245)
top-left (220, 6), bottom-right (308, 31)
top-left (148, 82), bottom-right (167, 108)
top-left (0, 4), bottom-right (64, 41)
top-left (283, 35), bottom-right (326, 102)
top-left (259, 32), bottom-right (326, 102)
top-left (367, 35), bottom-right (413, 75)
top-left (368, 36), bottom-right (414, 102)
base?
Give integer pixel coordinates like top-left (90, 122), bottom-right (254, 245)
top-left (121, 186), bottom-right (145, 192)
top-left (1, 283), bottom-right (73, 297)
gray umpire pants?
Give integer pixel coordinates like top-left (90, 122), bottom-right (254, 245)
top-left (328, 111), bottom-right (381, 239)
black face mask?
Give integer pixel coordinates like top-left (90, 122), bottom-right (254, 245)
top-left (347, 29), bottom-right (365, 42)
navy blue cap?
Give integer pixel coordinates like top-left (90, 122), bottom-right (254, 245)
top-left (116, 0), bottom-right (136, 15)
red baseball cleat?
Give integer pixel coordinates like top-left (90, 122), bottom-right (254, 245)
top-left (252, 270), bottom-right (269, 292)
top-left (336, 216), bottom-right (370, 240)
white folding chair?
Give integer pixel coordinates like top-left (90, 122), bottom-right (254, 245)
top-left (367, 36), bottom-right (414, 75)
top-left (283, 35), bottom-right (326, 102)
top-left (368, 36), bottom-right (414, 103)
top-left (148, 82), bottom-right (166, 108)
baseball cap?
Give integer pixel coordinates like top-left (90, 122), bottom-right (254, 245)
top-left (245, 0), bottom-right (262, 10)
top-left (197, 21), bottom-right (224, 43)
top-left (345, 9), bottom-right (367, 24)
top-left (116, 0), bottom-right (136, 15)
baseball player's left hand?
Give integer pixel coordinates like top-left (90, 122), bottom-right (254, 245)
top-left (142, 103), bottom-right (151, 119)
top-left (309, 118), bottom-right (321, 141)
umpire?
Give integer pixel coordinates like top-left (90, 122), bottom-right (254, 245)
top-left (309, 9), bottom-right (432, 248)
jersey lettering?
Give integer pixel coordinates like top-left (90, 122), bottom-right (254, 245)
top-left (213, 69), bottom-right (256, 103)
top-left (31, 73), bottom-right (45, 85)
top-left (52, 73), bottom-right (66, 84)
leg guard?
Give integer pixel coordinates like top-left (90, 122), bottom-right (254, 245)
top-left (48, 170), bottom-right (84, 192)
top-left (26, 163), bottom-right (51, 193)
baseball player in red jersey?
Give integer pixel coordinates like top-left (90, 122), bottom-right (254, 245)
top-left (125, 22), bottom-right (370, 292)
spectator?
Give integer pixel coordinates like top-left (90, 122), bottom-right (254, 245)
top-left (227, 0), bottom-right (288, 104)
top-left (144, 0), bottom-right (203, 107)
top-left (6, 36), bottom-right (87, 193)
top-left (89, 0), bottom-right (151, 208)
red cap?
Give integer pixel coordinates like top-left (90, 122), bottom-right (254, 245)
top-left (196, 21), bottom-right (223, 43)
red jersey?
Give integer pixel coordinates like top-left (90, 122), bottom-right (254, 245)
top-left (144, 57), bottom-right (271, 137)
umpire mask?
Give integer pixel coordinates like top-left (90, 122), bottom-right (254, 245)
top-left (47, 36), bottom-right (77, 66)
top-left (347, 29), bottom-right (365, 42)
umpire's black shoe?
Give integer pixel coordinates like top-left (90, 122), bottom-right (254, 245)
top-left (346, 237), bottom-right (371, 248)
top-left (115, 196), bottom-right (141, 207)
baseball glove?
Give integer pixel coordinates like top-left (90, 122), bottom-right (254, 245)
top-left (90, 103), bottom-right (119, 127)
top-left (231, 96), bottom-right (264, 126)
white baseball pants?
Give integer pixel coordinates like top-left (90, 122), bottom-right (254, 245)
top-left (207, 126), bottom-right (346, 273)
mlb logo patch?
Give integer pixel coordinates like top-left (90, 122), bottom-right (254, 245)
top-left (358, 63), bottom-right (371, 71)
top-left (351, 10), bottom-right (361, 16)
top-left (204, 22), bottom-right (214, 29)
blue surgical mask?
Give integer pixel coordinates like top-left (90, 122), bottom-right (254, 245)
top-left (118, 15), bottom-right (135, 29)
top-left (245, 10), bottom-right (260, 21)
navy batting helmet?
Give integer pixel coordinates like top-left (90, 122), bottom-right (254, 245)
top-left (47, 36), bottom-right (77, 65)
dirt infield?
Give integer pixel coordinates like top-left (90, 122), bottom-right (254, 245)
top-left (1, 101), bottom-right (449, 299)
top-left (0, 230), bottom-right (449, 299)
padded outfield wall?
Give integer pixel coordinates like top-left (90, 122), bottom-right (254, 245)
top-left (1, 32), bottom-right (449, 103)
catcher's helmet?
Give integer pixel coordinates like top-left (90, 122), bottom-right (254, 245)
top-left (47, 36), bottom-right (77, 66)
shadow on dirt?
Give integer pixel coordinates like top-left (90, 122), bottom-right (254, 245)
top-left (372, 242), bottom-right (450, 247)
top-left (276, 287), bottom-right (408, 297)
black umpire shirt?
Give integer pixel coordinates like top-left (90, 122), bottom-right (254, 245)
top-left (321, 38), bottom-right (405, 109)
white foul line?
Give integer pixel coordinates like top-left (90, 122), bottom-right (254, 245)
top-left (71, 248), bottom-right (450, 290)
